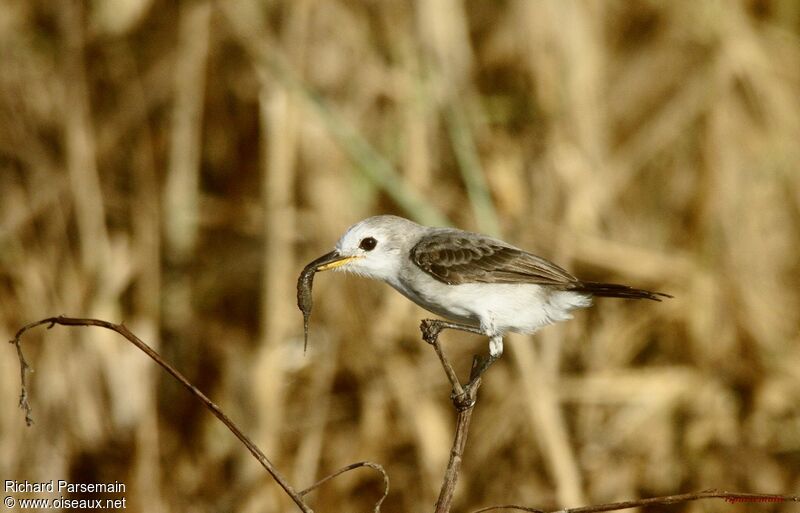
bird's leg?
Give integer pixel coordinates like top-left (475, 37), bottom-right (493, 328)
top-left (464, 335), bottom-right (503, 393)
top-left (420, 318), bottom-right (485, 342)
top-left (420, 319), bottom-right (484, 409)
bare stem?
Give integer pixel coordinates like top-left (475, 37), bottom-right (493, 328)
top-left (9, 316), bottom-right (313, 513)
top-left (420, 318), bottom-right (487, 408)
top-left (470, 489), bottom-right (800, 513)
top-left (425, 321), bottom-right (484, 513)
top-left (430, 336), bottom-right (465, 398)
top-left (300, 461), bottom-right (389, 513)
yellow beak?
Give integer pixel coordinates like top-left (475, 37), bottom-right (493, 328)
top-left (310, 251), bottom-right (360, 271)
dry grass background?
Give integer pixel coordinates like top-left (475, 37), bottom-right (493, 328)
top-left (1, 1), bottom-right (799, 512)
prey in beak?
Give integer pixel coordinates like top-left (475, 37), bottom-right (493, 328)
top-left (297, 251), bottom-right (360, 353)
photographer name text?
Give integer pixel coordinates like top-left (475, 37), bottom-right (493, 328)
top-left (5, 479), bottom-right (126, 494)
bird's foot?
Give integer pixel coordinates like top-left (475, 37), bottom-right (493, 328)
top-left (469, 353), bottom-right (497, 384)
top-left (420, 319), bottom-right (443, 345)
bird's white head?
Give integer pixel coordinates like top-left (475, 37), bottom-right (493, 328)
top-left (311, 215), bottom-right (424, 283)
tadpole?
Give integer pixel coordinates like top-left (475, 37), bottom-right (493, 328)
top-left (297, 262), bottom-right (317, 354)
top-left (297, 250), bottom-right (342, 353)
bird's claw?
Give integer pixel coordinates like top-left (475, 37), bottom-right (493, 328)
top-left (420, 319), bottom-right (442, 345)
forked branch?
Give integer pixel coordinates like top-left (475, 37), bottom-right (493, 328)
top-left (418, 320), bottom-right (800, 513)
top-left (421, 319), bottom-right (484, 513)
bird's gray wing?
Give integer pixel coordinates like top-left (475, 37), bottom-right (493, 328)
top-left (410, 231), bottom-right (578, 286)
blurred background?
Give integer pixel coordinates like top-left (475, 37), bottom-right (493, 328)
top-left (1, 0), bottom-right (799, 512)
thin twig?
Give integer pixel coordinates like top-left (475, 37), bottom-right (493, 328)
top-left (9, 316), bottom-right (314, 513)
top-left (435, 374), bottom-right (481, 513)
top-left (430, 337), bottom-right (465, 398)
top-left (12, 328), bottom-right (34, 426)
top-left (470, 489), bottom-right (800, 513)
top-left (472, 506), bottom-right (543, 513)
top-left (299, 461), bottom-right (389, 513)
top-left (420, 318), bottom-right (487, 406)
top-left (428, 328), bottom-right (483, 513)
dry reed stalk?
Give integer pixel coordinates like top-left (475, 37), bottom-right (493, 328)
top-left (59, 0), bottom-right (111, 277)
top-left (130, 74), bottom-right (165, 511)
top-left (254, 4), bottom-right (310, 504)
top-left (96, 54), bottom-right (175, 159)
top-left (163, 1), bottom-right (210, 261)
top-left (511, 335), bottom-right (586, 506)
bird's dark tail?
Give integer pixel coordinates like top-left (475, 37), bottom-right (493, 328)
top-left (568, 281), bottom-right (672, 301)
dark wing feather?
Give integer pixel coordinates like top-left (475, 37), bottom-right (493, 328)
top-left (568, 281), bottom-right (671, 301)
top-left (410, 231), bottom-right (671, 301)
top-left (410, 231), bottom-right (578, 286)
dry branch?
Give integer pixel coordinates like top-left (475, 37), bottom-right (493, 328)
top-left (421, 319), bottom-right (485, 513)
top-left (299, 461), bottom-right (389, 513)
top-left (471, 489), bottom-right (800, 513)
top-left (9, 316), bottom-right (386, 513)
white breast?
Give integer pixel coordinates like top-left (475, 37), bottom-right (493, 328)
top-left (391, 265), bottom-right (592, 336)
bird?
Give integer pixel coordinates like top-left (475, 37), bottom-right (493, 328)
top-left (308, 215), bottom-right (670, 390)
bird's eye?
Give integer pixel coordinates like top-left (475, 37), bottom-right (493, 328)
top-left (359, 237), bottom-right (377, 251)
